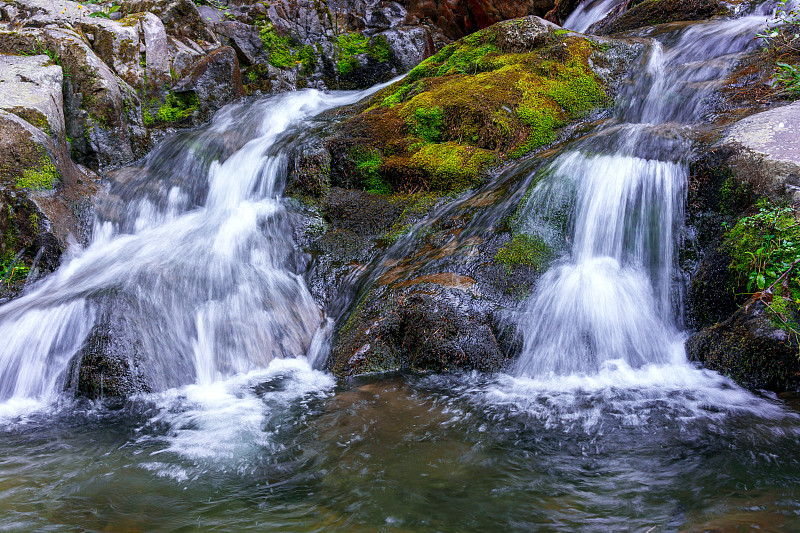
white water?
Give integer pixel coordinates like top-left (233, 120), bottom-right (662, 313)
top-left (513, 3), bottom-right (781, 379)
top-left (0, 82), bottom-right (392, 408)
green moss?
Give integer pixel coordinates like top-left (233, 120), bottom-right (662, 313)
top-left (156, 91), bottom-right (199, 122)
top-left (343, 20), bottom-right (607, 194)
top-left (260, 23), bottom-right (295, 69)
top-left (16, 152), bottom-right (58, 190)
top-left (409, 106), bottom-right (444, 142)
top-left (11, 108), bottom-right (50, 135)
top-left (495, 234), bottom-right (553, 274)
top-left (336, 32), bottom-right (369, 75)
top-left (369, 35), bottom-right (391, 62)
top-left (353, 147), bottom-right (390, 195)
top-left (143, 110), bottom-right (154, 126)
top-left (408, 143), bottom-right (497, 192)
top-left (336, 32), bottom-right (391, 75)
top-left (297, 44), bottom-right (317, 75)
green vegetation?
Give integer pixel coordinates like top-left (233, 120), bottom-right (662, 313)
top-left (353, 147), bottom-right (390, 195)
top-left (336, 32), bottom-right (390, 75)
top-left (757, 0), bottom-right (800, 98)
top-left (0, 256), bottom-right (29, 286)
top-left (16, 153), bottom-right (58, 190)
top-left (495, 233), bottom-right (553, 274)
top-left (143, 110), bottom-right (154, 126)
top-left (259, 23), bottom-right (319, 73)
top-left (346, 19), bottom-right (607, 194)
top-left (156, 92), bottom-right (199, 122)
top-left (725, 199), bottom-right (800, 294)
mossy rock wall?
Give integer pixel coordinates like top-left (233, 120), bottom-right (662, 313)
top-left (322, 16), bottom-right (631, 197)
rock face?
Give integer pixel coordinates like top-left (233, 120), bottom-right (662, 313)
top-left (721, 101), bottom-right (800, 202)
top-left (172, 46), bottom-right (245, 124)
top-left (684, 99), bottom-right (800, 393)
top-left (283, 18), bottom-right (643, 377)
top-left (588, 0), bottom-right (728, 35)
top-left (687, 297), bottom-right (800, 391)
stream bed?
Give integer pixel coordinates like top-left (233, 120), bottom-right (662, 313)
top-left (1, 359), bottom-right (800, 531)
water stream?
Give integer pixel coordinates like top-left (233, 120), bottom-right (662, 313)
top-left (1, 3), bottom-right (800, 531)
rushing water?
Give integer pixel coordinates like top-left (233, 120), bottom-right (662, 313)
top-left (1, 2), bottom-right (800, 531)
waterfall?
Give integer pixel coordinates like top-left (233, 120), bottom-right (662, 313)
top-left (513, 8), bottom-right (774, 377)
top-left (0, 83), bottom-right (392, 405)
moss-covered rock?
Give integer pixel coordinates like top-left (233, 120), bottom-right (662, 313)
top-left (687, 297), bottom-right (800, 391)
top-left (322, 16), bottom-right (628, 195)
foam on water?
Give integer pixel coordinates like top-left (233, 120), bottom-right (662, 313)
top-left (135, 357), bottom-right (334, 477)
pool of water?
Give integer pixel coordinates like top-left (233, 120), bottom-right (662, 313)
top-left (2, 358), bottom-right (800, 532)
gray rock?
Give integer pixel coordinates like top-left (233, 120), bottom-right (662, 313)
top-left (213, 20), bottom-right (262, 66)
top-left (722, 101), bottom-right (800, 201)
top-left (197, 5), bottom-right (222, 24)
top-left (0, 54), bottom-right (65, 142)
top-left (378, 26), bottom-right (432, 72)
top-left (141, 12), bottom-right (172, 87)
top-left (172, 45), bottom-right (244, 123)
top-left (168, 35), bottom-right (203, 79)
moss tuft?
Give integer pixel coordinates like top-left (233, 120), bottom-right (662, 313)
top-left (353, 147), bottom-right (390, 195)
top-left (495, 234), bottom-right (553, 274)
top-left (16, 152), bottom-right (58, 190)
top-left (156, 92), bottom-right (199, 122)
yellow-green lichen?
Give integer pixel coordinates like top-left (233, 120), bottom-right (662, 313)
top-left (17, 153), bottom-right (58, 190)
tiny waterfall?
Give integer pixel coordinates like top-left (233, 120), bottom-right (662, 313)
top-left (514, 8), bottom-right (777, 377)
top-left (0, 84), bottom-right (389, 405)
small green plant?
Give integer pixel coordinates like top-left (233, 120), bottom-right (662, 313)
top-left (756, 0), bottom-right (800, 97)
top-left (0, 256), bottom-right (30, 286)
top-left (726, 199), bottom-right (800, 294)
top-left (156, 92), bottom-right (199, 122)
top-left (353, 147), bottom-right (390, 195)
top-left (88, 3), bottom-right (121, 18)
top-left (776, 62), bottom-right (800, 95)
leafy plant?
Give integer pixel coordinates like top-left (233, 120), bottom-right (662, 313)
top-left (726, 199), bottom-right (800, 296)
top-left (756, 0), bottom-right (800, 96)
top-left (88, 3), bottom-right (121, 18)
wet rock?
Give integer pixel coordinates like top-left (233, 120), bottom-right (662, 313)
top-left (377, 26), bottom-right (434, 71)
top-left (121, 0), bottom-right (218, 44)
top-left (687, 297), bottom-right (800, 391)
top-left (331, 281), bottom-right (509, 376)
top-left (213, 20), bottom-right (263, 67)
top-left (0, 109), bottom-right (98, 299)
top-left (319, 17), bottom-right (640, 194)
top-left (69, 300), bottom-right (151, 400)
top-left (590, 0), bottom-right (728, 35)
top-left (401, 0), bottom-right (557, 41)
top-left (172, 46), bottom-right (244, 123)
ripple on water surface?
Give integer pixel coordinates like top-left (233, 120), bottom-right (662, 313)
top-left (2, 360), bottom-right (800, 531)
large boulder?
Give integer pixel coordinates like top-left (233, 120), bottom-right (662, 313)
top-left (0, 55), bottom-right (65, 143)
top-left (171, 46), bottom-right (245, 124)
top-left (687, 297), bottom-right (800, 391)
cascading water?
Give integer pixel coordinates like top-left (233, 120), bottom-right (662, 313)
top-left (513, 6), bottom-right (781, 377)
top-left (0, 83), bottom-right (390, 406)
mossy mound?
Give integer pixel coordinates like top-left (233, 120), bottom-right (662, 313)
top-left (334, 16), bottom-right (608, 195)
